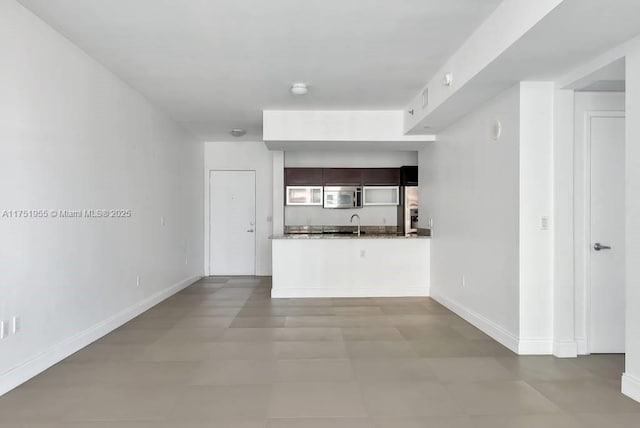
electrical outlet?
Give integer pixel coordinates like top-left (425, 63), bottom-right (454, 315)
top-left (360, 250), bottom-right (366, 258)
top-left (136, 275), bottom-right (141, 287)
top-left (11, 316), bottom-right (20, 334)
top-left (160, 216), bottom-right (165, 226)
top-left (0, 320), bottom-right (8, 339)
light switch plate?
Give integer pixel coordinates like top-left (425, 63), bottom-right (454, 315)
top-left (541, 216), bottom-right (550, 230)
top-left (0, 320), bottom-right (8, 339)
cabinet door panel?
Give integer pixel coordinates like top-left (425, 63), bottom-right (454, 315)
top-left (363, 186), bottom-right (399, 206)
top-left (400, 166), bottom-right (418, 186)
top-left (285, 168), bottom-right (323, 185)
top-left (362, 168), bottom-right (400, 185)
top-left (323, 168), bottom-right (362, 186)
top-left (286, 186), bottom-right (323, 205)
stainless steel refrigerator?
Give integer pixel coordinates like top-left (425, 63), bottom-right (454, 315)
top-left (397, 186), bottom-right (418, 235)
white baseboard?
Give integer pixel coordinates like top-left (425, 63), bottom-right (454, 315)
top-left (430, 291), bottom-right (519, 354)
top-left (272, 285), bottom-right (430, 299)
top-left (518, 338), bottom-right (553, 355)
top-left (622, 373), bottom-right (640, 403)
top-left (0, 275), bottom-right (201, 397)
top-left (576, 337), bottom-right (588, 355)
top-left (553, 340), bottom-right (579, 358)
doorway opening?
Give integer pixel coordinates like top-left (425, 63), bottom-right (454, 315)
top-left (570, 58), bottom-right (626, 355)
top-left (209, 170), bottom-right (257, 276)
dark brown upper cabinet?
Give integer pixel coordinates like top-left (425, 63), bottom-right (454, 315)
top-left (361, 168), bottom-right (401, 186)
top-left (400, 166), bottom-right (419, 186)
top-left (323, 168), bottom-right (363, 186)
top-left (285, 168), bottom-right (323, 186)
top-left (285, 167), bottom-right (413, 187)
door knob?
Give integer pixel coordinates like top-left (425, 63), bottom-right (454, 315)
top-left (247, 229), bottom-right (254, 233)
top-left (594, 243), bottom-right (611, 251)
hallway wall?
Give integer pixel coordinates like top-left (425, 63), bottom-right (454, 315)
top-left (0, 0), bottom-right (204, 395)
top-left (419, 85), bottom-right (521, 349)
top-left (204, 141), bottom-right (274, 276)
top-left (420, 82), bottom-right (555, 354)
top-left (623, 39), bottom-right (640, 403)
top-left (552, 34), bottom-right (640, 402)
top-left (518, 82), bottom-right (554, 353)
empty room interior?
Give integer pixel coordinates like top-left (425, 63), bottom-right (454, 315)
top-left (3, 0), bottom-right (640, 426)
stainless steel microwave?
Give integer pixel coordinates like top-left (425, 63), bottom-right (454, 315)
top-left (323, 186), bottom-right (363, 209)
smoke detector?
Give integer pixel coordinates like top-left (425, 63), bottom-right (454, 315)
top-left (230, 129), bottom-right (246, 137)
top-left (291, 83), bottom-right (309, 95)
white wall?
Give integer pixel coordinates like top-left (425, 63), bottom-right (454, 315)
top-left (285, 151), bottom-right (418, 168)
top-left (272, 151), bottom-right (285, 236)
top-left (623, 42), bottom-right (640, 402)
top-left (420, 85), bottom-right (521, 348)
top-left (0, 0), bottom-right (203, 395)
top-left (264, 110), bottom-right (434, 145)
top-left (204, 141), bottom-right (273, 276)
top-left (518, 82), bottom-right (554, 353)
top-left (284, 151), bottom-right (417, 226)
top-left (422, 82), bottom-right (557, 354)
top-left (552, 87), bottom-right (577, 357)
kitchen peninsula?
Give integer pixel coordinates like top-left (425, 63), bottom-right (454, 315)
top-left (271, 164), bottom-right (430, 298)
top-left (272, 164), bottom-right (429, 298)
top-left (271, 230), bottom-right (430, 298)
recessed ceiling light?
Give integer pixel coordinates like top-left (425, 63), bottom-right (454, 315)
top-left (291, 83), bottom-right (309, 95)
top-left (230, 129), bottom-right (246, 137)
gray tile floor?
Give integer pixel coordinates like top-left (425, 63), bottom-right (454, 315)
top-left (1, 276), bottom-right (639, 427)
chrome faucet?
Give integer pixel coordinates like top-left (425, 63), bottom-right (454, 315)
top-left (350, 213), bottom-right (361, 237)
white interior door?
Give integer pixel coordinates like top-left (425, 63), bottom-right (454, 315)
top-left (210, 170), bottom-right (256, 275)
top-left (589, 114), bottom-right (625, 353)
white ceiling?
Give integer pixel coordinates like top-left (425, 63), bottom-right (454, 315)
top-left (407, 0), bottom-right (640, 132)
top-left (17, 0), bottom-right (502, 140)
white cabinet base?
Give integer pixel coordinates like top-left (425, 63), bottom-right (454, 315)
top-left (271, 238), bottom-right (430, 298)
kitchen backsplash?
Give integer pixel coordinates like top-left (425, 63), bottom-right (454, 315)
top-left (284, 205), bottom-right (397, 226)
